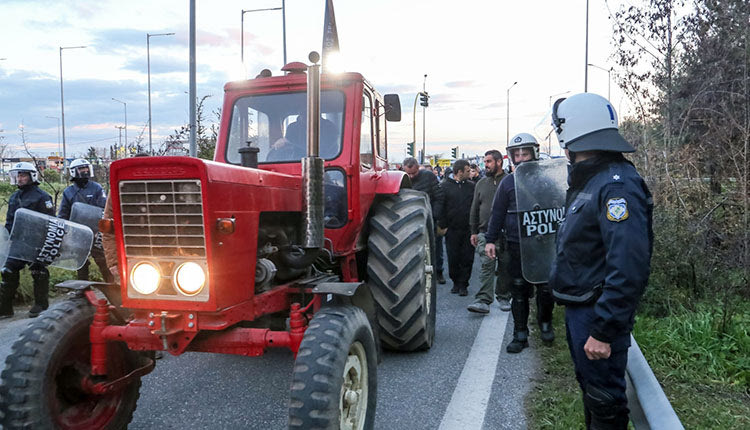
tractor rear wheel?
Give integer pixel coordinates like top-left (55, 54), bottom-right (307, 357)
top-left (289, 305), bottom-right (377, 430)
top-left (367, 189), bottom-right (437, 351)
top-left (0, 298), bottom-right (142, 430)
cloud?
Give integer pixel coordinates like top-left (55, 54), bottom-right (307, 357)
top-left (445, 80), bottom-right (477, 88)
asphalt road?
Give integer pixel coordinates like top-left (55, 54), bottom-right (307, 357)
top-left (0, 257), bottom-right (544, 430)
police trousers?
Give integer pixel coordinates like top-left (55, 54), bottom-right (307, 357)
top-left (564, 305), bottom-right (631, 422)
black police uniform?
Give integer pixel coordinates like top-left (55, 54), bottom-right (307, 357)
top-left (549, 153), bottom-right (653, 429)
top-left (0, 182), bottom-right (55, 318)
top-left (486, 173), bottom-right (554, 350)
top-left (58, 178), bottom-right (112, 283)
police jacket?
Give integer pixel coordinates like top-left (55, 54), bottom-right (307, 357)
top-left (58, 179), bottom-right (107, 220)
top-left (470, 170), bottom-right (506, 235)
top-left (485, 174), bottom-right (519, 244)
top-left (437, 177), bottom-right (474, 231)
top-left (409, 169), bottom-right (444, 220)
top-left (5, 184), bottom-right (55, 233)
top-left (549, 155), bottom-right (653, 343)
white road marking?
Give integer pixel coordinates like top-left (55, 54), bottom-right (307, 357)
top-left (438, 309), bottom-right (510, 430)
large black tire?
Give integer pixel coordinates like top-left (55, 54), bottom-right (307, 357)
top-left (289, 305), bottom-right (377, 430)
top-left (367, 189), bottom-right (437, 351)
top-left (0, 298), bottom-right (142, 430)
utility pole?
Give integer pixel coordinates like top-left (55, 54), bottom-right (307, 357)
top-left (422, 74), bottom-right (427, 164)
top-left (506, 81), bottom-right (517, 145)
top-left (115, 126), bottom-right (125, 157)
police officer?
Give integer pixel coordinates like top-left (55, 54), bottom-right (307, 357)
top-left (58, 159), bottom-right (112, 283)
top-left (0, 162), bottom-right (55, 318)
top-left (549, 93), bottom-right (653, 429)
top-left (485, 133), bottom-right (555, 352)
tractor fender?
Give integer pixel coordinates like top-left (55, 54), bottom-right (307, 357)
top-left (312, 281), bottom-right (383, 363)
top-left (55, 280), bottom-right (127, 322)
top-left (374, 170), bottom-right (410, 195)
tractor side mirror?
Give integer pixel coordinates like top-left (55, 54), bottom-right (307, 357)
top-left (384, 94), bottom-right (401, 122)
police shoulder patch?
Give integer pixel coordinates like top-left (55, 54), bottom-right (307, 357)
top-left (45, 200), bottom-right (54, 209)
top-left (606, 198), bottom-right (628, 222)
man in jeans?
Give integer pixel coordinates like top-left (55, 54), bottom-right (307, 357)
top-left (467, 150), bottom-right (511, 314)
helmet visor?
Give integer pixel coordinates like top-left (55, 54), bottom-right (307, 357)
top-left (533, 108), bottom-right (559, 150)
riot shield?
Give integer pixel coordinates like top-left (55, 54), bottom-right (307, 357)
top-left (70, 202), bottom-right (104, 250)
top-left (70, 202), bottom-right (103, 234)
top-left (514, 158), bottom-right (568, 284)
top-left (0, 228), bottom-right (10, 269)
top-left (8, 208), bottom-right (93, 270)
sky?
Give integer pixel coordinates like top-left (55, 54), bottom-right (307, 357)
top-left (0, 0), bottom-right (634, 161)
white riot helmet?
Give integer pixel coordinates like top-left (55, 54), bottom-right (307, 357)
top-left (69, 158), bottom-right (93, 179)
top-left (507, 132), bottom-right (540, 165)
top-left (9, 161), bottom-right (39, 185)
top-left (551, 93), bottom-right (635, 153)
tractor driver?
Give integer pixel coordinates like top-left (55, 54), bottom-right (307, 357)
top-left (268, 112), bottom-right (339, 161)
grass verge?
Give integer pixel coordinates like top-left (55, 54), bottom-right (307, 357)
top-left (526, 303), bottom-right (750, 429)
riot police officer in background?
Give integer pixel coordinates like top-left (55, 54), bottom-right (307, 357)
top-left (0, 162), bottom-right (55, 318)
top-left (485, 133), bottom-right (555, 353)
top-left (58, 158), bottom-right (112, 283)
top-left (549, 93), bottom-right (653, 429)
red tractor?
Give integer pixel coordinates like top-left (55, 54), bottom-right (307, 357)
top-left (0, 53), bottom-right (436, 429)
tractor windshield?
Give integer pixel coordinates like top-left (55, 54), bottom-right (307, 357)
top-left (226, 90), bottom-right (345, 164)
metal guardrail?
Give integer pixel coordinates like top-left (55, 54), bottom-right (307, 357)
top-left (626, 335), bottom-right (684, 430)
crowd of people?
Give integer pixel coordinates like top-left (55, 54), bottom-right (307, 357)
top-left (400, 133), bottom-right (554, 354)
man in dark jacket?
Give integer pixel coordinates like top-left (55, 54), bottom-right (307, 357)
top-left (0, 162), bottom-right (55, 319)
top-left (438, 159), bottom-right (475, 296)
top-left (58, 158), bottom-right (112, 283)
top-left (549, 93), bottom-right (653, 429)
top-left (403, 157), bottom-right (445, 283)
top-left (467, 150), bottom-right (511, 314)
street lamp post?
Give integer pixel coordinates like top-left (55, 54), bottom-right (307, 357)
top-left (587, 63), bottom-right (613, 100)
top-left (45, 116), bottom-right (61, 156)
top-left (147, 32), bottom-right (175, 155)
top-left (506, 81), bottom-right (518, 145)
top-left (585, 0), bottom-right (589, 92)
top-left (111, 98), bottom-right (127, 152)
top-left (422, 74), bottom-right (427, 164)
top-left (59, 45), bottom-right (86, 170)
top-left (241, 5), bottom-right (285, 67)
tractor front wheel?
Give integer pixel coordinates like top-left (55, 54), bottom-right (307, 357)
top-left (289, 305), bottom-right (377, 430)
top-left (0, 298), bottom-right (143, 430)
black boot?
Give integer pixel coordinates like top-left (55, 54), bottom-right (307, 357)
top-left (28, 270), bottom-right (49, 318)
top-left (0, 270), bottom-right (20, 319)
top-left (77, 259), bottom-right (91, 281)
top-left (506, 329), bottom-right (528, 353)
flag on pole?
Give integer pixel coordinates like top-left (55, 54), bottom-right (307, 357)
top-left (321, 0), bottom-right (339, 68)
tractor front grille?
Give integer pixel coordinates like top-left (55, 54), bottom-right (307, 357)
top-left (119, 180), bottom-right (206, 258)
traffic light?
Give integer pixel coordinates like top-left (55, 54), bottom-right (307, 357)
top-left (451, 146), bottom-right (458, 158)
top-left (420, 91), bottom-right (429, 107)
top-left (407, 141), bottom-right (415, 156)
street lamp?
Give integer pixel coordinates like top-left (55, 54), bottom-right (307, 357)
top-left (59, 45), bottom-right (86, 170)
top-left (45, 116), bottom-right (61, 157)
top-left (111, 98), bottom-right (127, 152)
top-left (587, 63), bottom-right (613, 100)
top-left (584, 0), bottom-right (589, 92)
top-left (241, 3), bottom-right (286, 67)
top-left (506, 81), bottom-right (518, 145)
top-left (147, 32), bottom-right (175, 155)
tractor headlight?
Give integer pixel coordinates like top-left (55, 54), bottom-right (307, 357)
top-left (130, 262), bottom-right (161, 295)
top-left (174, 262), bottom-right (206, 296)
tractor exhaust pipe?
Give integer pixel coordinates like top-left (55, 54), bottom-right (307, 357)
top-left (301, 51), bottom-right (324, 250)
